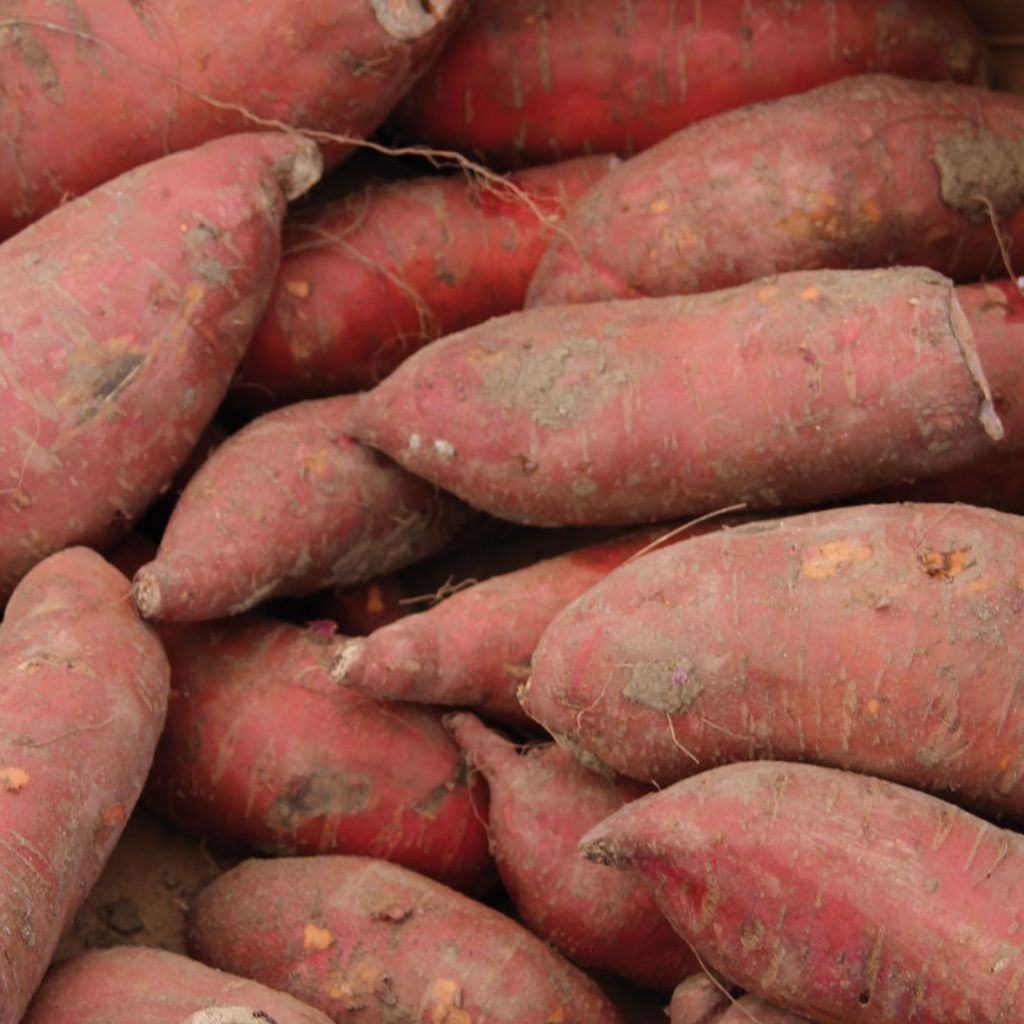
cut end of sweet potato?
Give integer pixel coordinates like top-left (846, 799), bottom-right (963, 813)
top-left (132, 565), bottom-right (167, 620)
top-left (274, 137), bottom-right (324, 201)
top-left (369, 0), bottom-right (461, 40)
top-left (578, 836), bottom-right (627, 868)
top-left (329, 637), bottom-right (367, 683)
top-left (183, 1010), bottom-right (279, 1024)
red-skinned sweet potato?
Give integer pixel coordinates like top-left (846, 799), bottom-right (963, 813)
top-left (0, 131), bottom-right (320, 601)
top-left (526, 75), bottom-right (1024, 307)
top-left (0, 0), bottom-right (466, 239)
top-left (236, 155), bottom-right (615, 405)
top-left (448, 713), bottom-right (696, 990)
top-left (187, 855), bottom-right (624, 1023)
top-left (345, 267), bottom-right (1008, 527)
top-left (144, 615), bottom-right (493, 895)
top-left (581, 761), bottom-right (1024, 1024)
top-left (22, 947), bottom-right (333, 1024)
top-left (669, 975), bottom-right (731, 1024)
top-left (522, 502), bottom-right (1024, 815)
top-left (390, 0), bottom-right (985, 167)
top-left (132, 394), bottom-right (471, 622)
top-left (0, 548), bottom-right (169, 1024)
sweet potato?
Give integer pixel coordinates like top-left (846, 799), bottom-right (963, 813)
top-left (188, 855), bottom-right (624, 1023)
top-left (581, 761), bottom-right (1024, 1024)
top-left (715, 999), bottom-right (816, 1024)
top-left (132, 394), bottom-right (471, 622)
top-left (144, 615), bottom-right (493, 894)
top-left (0, 131), bottom-right (320, 601)
top-left (345, 267), bottom-right (1007, 527)
top-left (390, 0), bottom-right (985, 166)
top-left (0, 0), bottom-right (466, 239)
top-left (0, 548), bottom-right (169, 1024)
top-left (669, 975), bottom-right (731, 1024)
top-left (526, 75), bottom-right (1024, 307)
top-left (22, 947), bottom-right (333, 1024)
top-left (448, 713), bottom-right (696, 989)
top-left (236, 156), bottom-right (615, 405)
top-left (522, 502), bottom-right (1024, 815)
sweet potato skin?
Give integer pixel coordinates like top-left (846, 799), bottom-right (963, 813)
top-left (522, 503), bottom-right (1024, 814)
top-left (0, 0), bottom-right (465, 238)
top-left (22, 947), bottom-right (333, 1024)
top-left (526, 76), bottom-right (1024, 307)
top-left (0, 131), bottom-right (320, 601)
top-left (188, 856), bottom-right (624, 1024)
top-left (0, 548), bottom-right (169, 1024)
top-left (581, 762), bottom-right (1024, 1024)
top-left (133, 394), bottom-right (471, 621)
top-left (144, 616), bottom-right (493, 894)
top-left (236, 156), bottom-right (615, 405)
top-left (346, 267), bottom-right (1002, 526)
top-left (449, 713), bottom-right (696, 990)
top-left (391, 0), bottom-right (985, 166)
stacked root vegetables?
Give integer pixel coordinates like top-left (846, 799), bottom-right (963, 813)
top-left (2, 2), bottom-right (1024, 1022)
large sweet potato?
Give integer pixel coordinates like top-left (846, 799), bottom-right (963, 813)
top-left (236, 155), bottom-right (615, 405)
top-left (132, 394), bottom-right (471, 622)
top-left (390, 0), bottom-right (985, 166)
top-left (522, 502), bottom-right (1024, 817)
top-left (346, 267), bottom-right (1010, 526)
top-left (0, 548), bottom-right (169, 1024)
top-left (144, 616), bottom-right (493, 894)
top-left (0, 0), bottom-right (465, 239)
top-left (581, 761), bottom-right (1024, 1024)
top-left (526, 76), bottom-right (1024, 306)
top-left (0, 131), bottom-right (320, 601)
top-left (22, 947), bottom-right (333, 1024)
top-left (188, 856), bottom-right (624, 1023)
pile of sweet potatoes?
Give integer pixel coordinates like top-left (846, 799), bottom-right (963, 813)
top-left (3, 2), bottom-right (1024, 1022)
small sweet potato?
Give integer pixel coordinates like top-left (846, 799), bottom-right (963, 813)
top-left (144, 615), bottom-right (493, 894)
top-left (448, 713), bottom-right (696, 989)
top-left (0, 0), bottom-right (466, 238)
top-left (0, 131), bottom-right (320, 601)
top-left (390, 0), bottom-right (985, 166)
top-left (22, 947), bottom-right (333, 1024)
top-left (236, 156), bottom-right (615, 405)
top-left (132, 394), bottom-right (471, 622)
top-left (0, 548), bottom-right (169, 1024)
top-left (669, 975), bottom-right (731, 1024)
top-left (346, 267), bottom-right (1006, 527)
top-left (581, 761), bottom-right (1024, 1024)
top-left (526, 75), bottom-right (1024, 306)
top-left (188, 855), bottom-right (624, 1023)
top-left (521, 502), bottom-right (1024, 816)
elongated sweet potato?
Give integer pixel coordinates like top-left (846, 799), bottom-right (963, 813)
top-left (144, 616), bottom-right (493, 894)
top-left (132, 394), bottom-right (471, 621)
top-left (522, 502), bottom-right (1024, 815)
top-left (390, 0), bottom-right (985, 166)
top-left (526, 75), bottom-right (1024, 307)
top-left (346, 267), bottom-right (1007, 527)
top-left (448, 713), bottom-right (696, 989)
top-left (188, 856), bottom-right (624, 1023)
top-left (581, 761), bottom-right (1024, 1024)
top-left (0, 131), bottom-right (320, 601)
top-left (22, 947), bottom-right (333, 1024)
top-left (0, 548), bottom-right (169, 1024)
top-left (236, 156), bottom-right (615, 405)
top-left (0, 0), bottom-right (466, 239)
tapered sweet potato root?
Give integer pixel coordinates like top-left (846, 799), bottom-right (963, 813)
top-left (144, 616), bottom-right (493, 894)
top-left (22, 947), bottom-right (333, 1024)
top-left (526, 76), bottom-right (1024, 306)
top-left (0, 131), bottom-right (321, 601)
top-left (581, 761), bottom-right (1024, 1024)
top-left (133, 394), bottom-right (471, 622)
top-left (188, 856), bottom-right (624, 1023)
top-left (522, 503), bottom-right (1024, 816)
top-left (391, 0), bottom-right (985, 166)
top-left (448, 713), bottom-right (696, 989)
top-left (236, 155), bottom-right (615, 405)
top-left (346, 267), bottom-right (1008, 526)
top-left (669, 975), bottom-right (731, 1024)
top-left (0, 548), bottom-right (169, 1024)
top-left (0, 0), bottom-right (466, 238)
